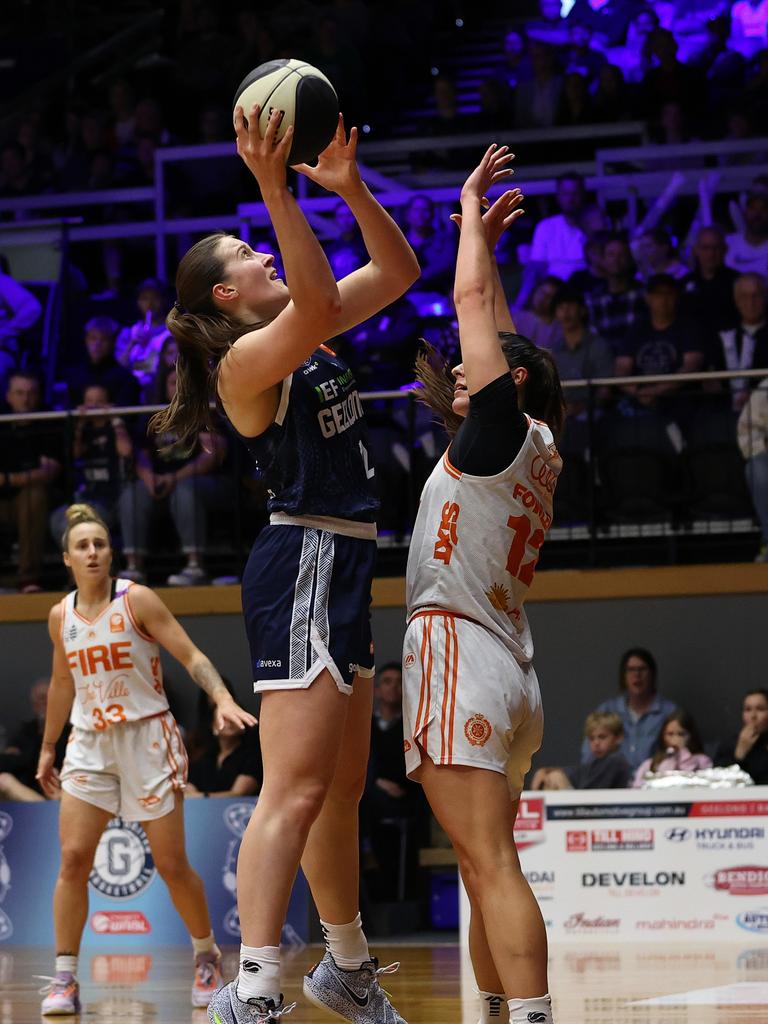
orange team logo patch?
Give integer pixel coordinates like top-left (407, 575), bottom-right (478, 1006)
top-left (404, 653), bottom-right (416, 668)
top-left (403, 739), bottom-right (412, 753)
top-left (464, 714), bottom-right (492, 747)
top-left (109, 613), bottom-right (125, 633)
top-left (433, 501), bottom-right (460, 565)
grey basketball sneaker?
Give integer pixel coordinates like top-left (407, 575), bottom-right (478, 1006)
top-left (208, 981), bottom-right (296, 1023)
top-left (303, 954), bottom-right (406, 1023)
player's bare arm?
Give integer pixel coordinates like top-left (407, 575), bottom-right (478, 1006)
top-left (454, 145), bottom-right (522, 395)
top-left (36, 603), bottom-right (76, 796)
top-left (126, 585), bottom-right (258, 732)
top-left (451, 187), bottom-right (523, 334)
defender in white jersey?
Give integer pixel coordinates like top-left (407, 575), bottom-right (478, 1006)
top-left (35, 504), bottom-right (256, 1017)
top-left (403, 148), bottom-right (565, 1024)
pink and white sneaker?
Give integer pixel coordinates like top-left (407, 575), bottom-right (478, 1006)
top-left (40, 971), bottom-right (81, 1015)
top-left (192, 950), bottom-right (224, 1008)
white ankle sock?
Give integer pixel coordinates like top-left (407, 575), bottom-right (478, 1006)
top-left (55, 955), bottom-right (78, 978)
top-left (236, 944), bottom-right (280, 1003)
top-left (508, 994), bottom-right (552, 1024)
top-left (191, 931), bottom-right (219, 958)
top-left (477, 989), bottom-right (508, 1022)
top-left (320, 913), bottom-right (370, 970)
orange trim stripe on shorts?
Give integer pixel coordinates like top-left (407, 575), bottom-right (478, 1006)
top-left (413, 617), bottom-right (431, 736)
top-left (439, 616), bottom-right (454, 763)
top-left (160, 712), bottom-right (181, 787)
top-left (445, 615), bottom-right (459, 764)
top-left (415, 617), bottom-right (434, 745)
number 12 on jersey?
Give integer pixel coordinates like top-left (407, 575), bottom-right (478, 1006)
top-left (506, 514), bottom-right (544, 585)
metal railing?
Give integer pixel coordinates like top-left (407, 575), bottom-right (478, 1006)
top-left (0, 367), bottom-right (764, 586)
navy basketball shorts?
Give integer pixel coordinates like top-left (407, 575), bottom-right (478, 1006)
top-left (242, 524), bottom-right (377, 695)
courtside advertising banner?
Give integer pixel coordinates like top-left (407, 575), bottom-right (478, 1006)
top-left (0, 797), bottom-right (308, 947)
top-left (514, 786), bottom-right (768, 940)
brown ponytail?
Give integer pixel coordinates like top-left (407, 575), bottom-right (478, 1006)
top-left (415, 333), bottom-right (566, 441)
top-left (148, 232), bottom-right (261, 451)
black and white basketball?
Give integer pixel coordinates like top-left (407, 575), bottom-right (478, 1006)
top-left (233, 59), bottom-right (339, 165)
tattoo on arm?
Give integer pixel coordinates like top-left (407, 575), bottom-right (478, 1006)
top-left (190, 657), bottom-right (228, 702)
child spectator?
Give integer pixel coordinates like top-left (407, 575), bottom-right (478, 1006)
top-left (632, 709), bottom-right (712, 787)
top-left (714, 688), bottom-right (768, 784)
top-left (531, 711), bottom-right (631, 790)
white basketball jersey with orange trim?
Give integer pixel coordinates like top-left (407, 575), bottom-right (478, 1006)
top-left (406, 418), bottom-right (562, 662)
top-left (61, 579), bottom-right (169, 732)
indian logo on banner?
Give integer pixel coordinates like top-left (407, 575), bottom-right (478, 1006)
top-left (514, 798), bottom-right (545, 851)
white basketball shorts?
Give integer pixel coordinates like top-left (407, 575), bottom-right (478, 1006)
top-left (60, 711), bottom-right (188, 821)
top-left (402, 611), bottom-right (543, 797)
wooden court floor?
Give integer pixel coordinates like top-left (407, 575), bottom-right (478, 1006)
top-left (1, 942), bottom-right (767, 1022)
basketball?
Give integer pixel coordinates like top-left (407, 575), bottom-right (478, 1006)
top-left (233, 58), bottom-right (339, 166)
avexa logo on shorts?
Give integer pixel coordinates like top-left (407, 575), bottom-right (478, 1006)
top-left (89, 819), bottom-right (156, 899)
top-left (256, 659), bottom-right (282, 669)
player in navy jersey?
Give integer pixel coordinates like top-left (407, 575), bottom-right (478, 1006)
top-left (151, 107), bottom-right (418, 1024)
top-left (406, 148), bottom-right (564, 1024)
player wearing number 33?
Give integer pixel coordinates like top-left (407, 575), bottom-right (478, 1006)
top-left (403, 147), bottom-right (564, 1024)
top-left (150, 106), bottom-right (419, 1023)
top-left (36, 503), bottom-right (257, 1017)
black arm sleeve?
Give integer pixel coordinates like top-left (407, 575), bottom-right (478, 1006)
top-left (447, 373), bottom-right (529, 476)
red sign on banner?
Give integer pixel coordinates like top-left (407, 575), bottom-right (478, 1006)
top-left (90, 911), bottom-right (151, 935)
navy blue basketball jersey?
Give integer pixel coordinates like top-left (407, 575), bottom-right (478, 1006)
top-left (232, 345), bottom-right (379, 522)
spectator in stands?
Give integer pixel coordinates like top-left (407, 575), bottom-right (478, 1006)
top-left (585, 234), bottom-right (645, 352)
top-left (0, 370), bottom-right (61, 592)
top-left (634, 228), bottom-right (688, 281)
top-left (326, 199), bottom-right (366, 278)
top-left (513, 275), bottom-right (564, 349)
top-left (424, 76), bottom-right (464, 168)
top-left (115, 277), bottom-right (172, 395)
top-left (737, 374), bottom-right (768, 560)
top-left (569, 228), bottom-right (610, 294)
top-left (186, 679), bottom-right (262, 798)
top-left (146, 335), bottom-right (180, 404)
top-left (65, 316), bottom-right (141, 407)
top-left (683, 225), bottom-right (739, 330)
top-left (49, 384), bottom-right (133, 545)
top-left (344, 294), bottom-right (420, 392)
top-left (472, 77), bottom-right (513, 132)
top-left (564, 22), bottom-right (607, 81)
top-left (524, 172), bottom-right (587, 294)
top-left (557, 71), bottom-right (594, 126)
top-left (582, 648), bottom-right (678, 770)
top-left (568, 0), bottom-right (647, 49)
top-left (714, 688), bottom-right (768, 783)
top-left (495, 28), bottom-right (533, 97)
top-left (726, 192), bottom-right (768, 276)
top-left (0, 679), bottom-right (68, 801)
top-left (363, 662), bottom-right (426, 900)
top-left (0, 140), bottom-right (39, 198)
top-left (730, 0), bottom-right (768, 60)
top-left (401, 195), bottom-right (455, 296)
top-left (118, 365), bottom-right (227, 585)
top-left (0, 265), bottom-right (42, 390)
top-left (527, 0), bottom-right (571, 47)
top-left (531, 711), bottom-right (631, 790)
top-left (108, 78), bottom-right (137, 147)
top-left (615, 274), bottom-right (705, 409)
top-left (641, 28), bottom-right (706, 128)
top-left (515, 41), bottom-right (563, 129)
top-left (711, 273), bottom-right (768, 411)
top-left (551, 288), bottom-right (614, 415)
top-left (631, 709), bottom-right (712, 787)
top-left (621, 8), bottom-right (660, 84)
top-left (591, 64), bottom-right (633, 122)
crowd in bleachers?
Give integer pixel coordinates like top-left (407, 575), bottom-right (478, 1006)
top-left (1, 0), bottom-right (768, 591)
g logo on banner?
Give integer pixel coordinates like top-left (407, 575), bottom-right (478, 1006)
top-left (224, 802), bottom-right (254, 838)
top-left (222, 802), bottom-right (256, 939)
top-left (89, 819), bottom-right (156, 899)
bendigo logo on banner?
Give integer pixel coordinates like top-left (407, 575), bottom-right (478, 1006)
top-left (710, 866), bottom-right (768, 896)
